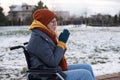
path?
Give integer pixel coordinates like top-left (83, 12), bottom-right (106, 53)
top-left (96, 73), bottom-right (120, 80)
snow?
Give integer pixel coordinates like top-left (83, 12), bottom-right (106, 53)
top-left (0, 25), bottom-right (120, 80)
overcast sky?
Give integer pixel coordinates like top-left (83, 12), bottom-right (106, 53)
top-left (0, 0), bottom-right (120, 16)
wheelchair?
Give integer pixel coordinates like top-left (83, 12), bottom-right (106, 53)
top-left (10, 42), bottom-right (66, 80)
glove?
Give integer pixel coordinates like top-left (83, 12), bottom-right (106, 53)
top-left (58, 29), bottom-right (70, 43)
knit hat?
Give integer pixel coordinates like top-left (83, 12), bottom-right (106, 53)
top-left (33, 9), bottom-right (57, 26)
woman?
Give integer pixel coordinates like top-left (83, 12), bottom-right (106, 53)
top-left (26, 9), bottom-right (96, 80)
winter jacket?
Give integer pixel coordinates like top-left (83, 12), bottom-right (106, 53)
top-left (26, 20), bottom-right (67, 71)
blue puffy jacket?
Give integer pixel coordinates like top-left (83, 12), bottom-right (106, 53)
top-left (26, 29), bottom-right (65, 70)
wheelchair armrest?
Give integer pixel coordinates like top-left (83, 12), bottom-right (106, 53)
top-left (27, 69), bottom-right (66, 80)
top-left (27, 68), bottom-right (60, 74)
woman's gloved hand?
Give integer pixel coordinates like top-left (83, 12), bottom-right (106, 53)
top-left (58, 29), bottom-right (70, 43)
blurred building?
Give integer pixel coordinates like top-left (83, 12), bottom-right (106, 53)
top-left (7, 3), bottom-right (35, 25)
top-left (7, 3), bottom-right (70, 25)
top-left (54, 11), bottom-right (70, 21)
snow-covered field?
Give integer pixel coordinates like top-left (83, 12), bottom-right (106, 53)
top-left (0, 25), bottom-right (120, 80)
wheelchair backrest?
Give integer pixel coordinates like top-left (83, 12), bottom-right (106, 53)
top-left (10, 42), bottom-right (31, 70)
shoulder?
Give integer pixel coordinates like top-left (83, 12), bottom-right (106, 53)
top-left (27, 29), bottom-right (48, 52)
top-left (32, 29), bottom-right (46, 37)
top-left (31, 29), bottom-right (54, 43)
top-left (31, 29), bottom-right (49, 40)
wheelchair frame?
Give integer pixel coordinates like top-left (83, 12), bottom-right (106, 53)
top-left (10, 42), bottom-right (65, 80)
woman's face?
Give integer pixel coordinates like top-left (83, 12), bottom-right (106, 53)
top-left (47, 18), bottom-right (57, 32)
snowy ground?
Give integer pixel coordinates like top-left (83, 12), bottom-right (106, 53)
top-left (0, 25), bottom-right (120, 80)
